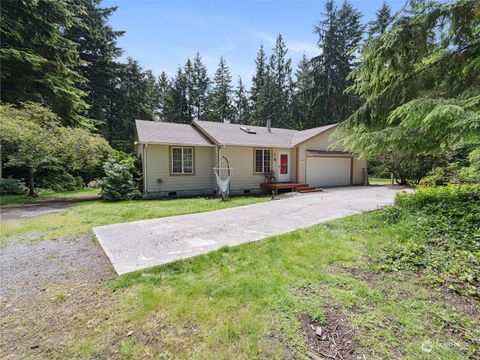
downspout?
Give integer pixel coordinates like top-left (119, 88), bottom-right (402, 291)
top-left (143, 144), bottom-right (148, 194)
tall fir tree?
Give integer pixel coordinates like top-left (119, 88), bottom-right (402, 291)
top-left (252, 34), bottom-right (294, 128)
top-left (251, 45), bottom-right (267, 104)
top-left (191, 52), bottom-right (210, 120)
top-left (63, 0), bottom-right (124, 130)
top-left (341, 0), bottom-right (479, 183)
top-left (164, 67), bottom-right (190, 124)
top-left (108, 58), bottom-right (157, 151)
top-left (233, 77), bottom-right (250, 124)
top-left (205, 57), bottom-right (234, 122)
top-left (292, 54), bottom-right (315, 129)
top-left (367, 1), bottom-right (393, 38)
top-left (250, 44), bottom-right (268, 125)
top-left (267, 34), bottom-right (294, 128)
top-left (307, 0), bottom-right (363, 126)
top-left (183, 58), bottom-right (195, 120)
top-left (155, 71), bottom-right (171, 121)
top-left (0, 0), bottom-right (89, 126)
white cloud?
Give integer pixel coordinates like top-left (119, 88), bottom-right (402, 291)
top-left (287, 40), bottom-right (318, 56)
top-left (245, 28), bottom-right (318, 56)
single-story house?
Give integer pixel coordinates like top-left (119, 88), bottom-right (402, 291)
top-left (135, 119), bottom-right (367, 197)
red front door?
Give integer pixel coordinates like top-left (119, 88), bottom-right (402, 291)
top-left (280, 154), bottom-right (288, 174)
top-left (278, 152), bottom-right (289, 182)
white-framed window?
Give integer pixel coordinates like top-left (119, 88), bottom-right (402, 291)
top-left (171, 147), bottom-right (194, 175)
top-left (255, 148), bottom-right (271, 173)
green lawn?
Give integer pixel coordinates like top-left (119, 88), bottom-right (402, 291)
top-left (368, 177), bottom-right (392, 185)
top-left (2, 188), bottom-right (478, 359)
top-left (0, 188), bottom-right (100, 207)
top-left (0, 195), bottom-right (269, 246)
top-left (69, 211), bottom-right (478, 359)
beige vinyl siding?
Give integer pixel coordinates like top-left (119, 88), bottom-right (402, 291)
top-left (219, 146), bottom-right (295, 190)
top-left (219, 146), bottom-right (265, 190)
top-left (145, 144), bottom-right (213, 192)
top-left (211, 146), bottom-right (219, 191)
top-left (296, 127), bottom-right (367, 185)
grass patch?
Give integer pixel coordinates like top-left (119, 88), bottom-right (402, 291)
top-left (0, 196), bottom-right (269, 245)
top-left (64, 209), bottom-right (477, 359)
top-left (1, 188), bottom-right (100, 207)
top-left (368, 177), bottom-right (392, 185)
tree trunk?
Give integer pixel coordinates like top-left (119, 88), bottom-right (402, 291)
top-left (28, 168), bottom-right (37, 197)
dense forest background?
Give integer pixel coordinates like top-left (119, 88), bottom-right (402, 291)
top-left (1, 0), bottom-right (479, 194)
top-left (1, 0), bottom-right (385, 151)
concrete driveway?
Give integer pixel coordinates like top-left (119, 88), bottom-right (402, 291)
top-left (94, 186), bottom-right (407, 274)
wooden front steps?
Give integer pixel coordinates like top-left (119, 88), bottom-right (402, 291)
top-left (295, 185), bottom-right (321, 193)
top-left (261, 182), bottom-right (321, 194)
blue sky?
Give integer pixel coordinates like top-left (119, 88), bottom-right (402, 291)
top-left (103, 0), bottom-right (406, 85)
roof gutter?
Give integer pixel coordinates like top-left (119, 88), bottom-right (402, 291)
top-left (136, 141), bottom-right (215, 147)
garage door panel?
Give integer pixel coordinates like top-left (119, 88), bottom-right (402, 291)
top-left (306, 157), bottom-right (351, 187)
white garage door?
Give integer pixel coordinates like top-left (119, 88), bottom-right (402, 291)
top-left (306, 157), bottom-right (351, 187)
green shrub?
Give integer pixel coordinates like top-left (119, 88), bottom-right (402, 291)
top-left (382, 185), bottom-right (480, 299)
top-left (419, 163), bottom-right (480, 186)
top-left (87, 180), bottom-right (100, 189)
top-left (100, 156), bottom-right (140, 201)
top-left (0, 177), bottom-right (28, 195)
top-left (36, 172), bottom-right (85, 192)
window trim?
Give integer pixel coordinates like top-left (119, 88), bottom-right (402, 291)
top-left (169, 146), bottom-right (195, 176)
top-left (253, 148), bottom-right (272, 174)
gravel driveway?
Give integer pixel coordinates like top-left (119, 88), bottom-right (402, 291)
top-left (94, 186), bottom-right (408, 274)
top-left (0, 234), bottom-right (113, 302)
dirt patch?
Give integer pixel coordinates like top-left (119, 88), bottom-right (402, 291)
top-left (0, 233), bottom-right (115, 359)
top-left (1, 276), bottom-right (116, 359)
top-left (0, 196), bottom-right (98, 221)
top-left (301, 307), bottom-right (357, 360)
top-left (347, 267), bottom-right (379, 287)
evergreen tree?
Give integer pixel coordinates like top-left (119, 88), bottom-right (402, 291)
top-left (0, 0), bottom-right (89, 126)
top-left (267, 34), bottom-right (294, 128)
top-left (183, 58), bottom-right (195, 120)
top-left (164, 67), bottom-right (190, 124)
top-left (191, 52), bottom-right (210, 120)
top-left (367, 1), bottom-right (393, 38)
top-left (155, 71), bottom-right (171, 121)
top-left (108, 58), bottom-right (157, 151)
top-left (340, 0), bottom-right (480, 184)
top-left (292, 54), bottom-right (315, 129)
top-left (63, 0), bottom-right (124, 130)
top-left (204, 57), bottom-right (234, 122)
top-left (144, 70), bottom-right (163, 121)
top-left (234, 77), bottom-right (250, 124)
top-left (309, 0), bottom-right (364, 126)
top-left (251, 44), bottom-right (267, 106)
top-left (250, 45), bottom-right (269, 125)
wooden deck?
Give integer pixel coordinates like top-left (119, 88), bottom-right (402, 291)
top-left (260, 182), bottom-right (320, 194)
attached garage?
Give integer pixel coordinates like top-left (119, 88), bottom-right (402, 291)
top-left (306, 156), bottom-right (351, 187)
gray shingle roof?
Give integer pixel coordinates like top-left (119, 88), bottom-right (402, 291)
top-left (135, 120), bottom-right (213, 146)
top-left (135, 119), bottom-right (338, 148)
top-left (193, 120), bottom-right (297, 148)
top-left (291, 124), bottom-right (338, 146)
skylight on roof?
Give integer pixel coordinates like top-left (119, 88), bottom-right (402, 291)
top-left (240, 126), bottom-right (256, 134)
